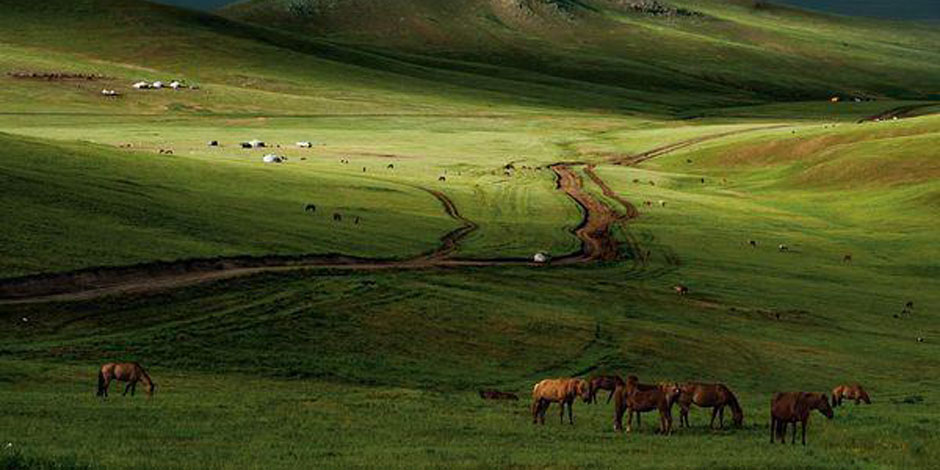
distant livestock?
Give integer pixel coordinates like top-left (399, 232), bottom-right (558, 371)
top-left (533, 252), bottom-right (549, 264)
top-left (332, 213), bottom-right (342, 222)
top-left (304, 204), bottom-right (316, 213)
top-left (748, 240), bottom-right (758, 247)
top-left (438, 176), bottom-right (447, 182)
top-left (842, 254), bottom-right (852, 263)
top-left (262, 154), bottom-right (283, 164)
top-left (614, 376), bottom-right (682, 434)
top-left (778, 244), bottom-right (789, 252)
top-left (208, 140), bottom-right (219, 147)
top-left (97, 362), bottom-right (155, 399)
top-left (296, 141), bottom-right (312, 148)
top-left (673, 284), bottom-right (689, 296)
top-left (658, 200), bottom-right (666, 207)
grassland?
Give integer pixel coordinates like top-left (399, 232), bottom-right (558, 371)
top-left (0, 0), bottom-right (938, 469)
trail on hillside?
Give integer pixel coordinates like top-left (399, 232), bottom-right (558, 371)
top-left (609, 125), bottom-right (791, 166)
top-left (550, 164), bottom-right (624, 263)
top-left (857, 104), bottom-right (935, 123)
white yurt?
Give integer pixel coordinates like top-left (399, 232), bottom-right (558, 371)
top-left (262, 154), bottom-right (283, 164)
top-left (533, 252), bottom-right (549, 263)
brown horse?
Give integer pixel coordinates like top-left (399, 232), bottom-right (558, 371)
top-left (831, 384), bottom-right (871, 407)
top-left (588, 375), bottom-right (625, 404)
top-left (678, 382), bottom-right (744, 429)
top-left (531, 378), bottom-right (591, 425)
top-left (614, 376), bottom-right (681, 434)
top-left (479, 389), bottom-right (519, 401)
top-left (770, 392), bottom-right (833, 445)
top-left (97, 362), bottom-right (155, 398)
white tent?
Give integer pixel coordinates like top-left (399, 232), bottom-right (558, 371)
top-left (132, 81), bottom-right (150, 89)
top-left (262, 154), bottom-right (283, 164)
top-left (533, 252), bottom-right (549, 263)
top-left (169, 81), bottom-right (182, 90)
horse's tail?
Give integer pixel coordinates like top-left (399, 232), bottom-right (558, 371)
top-left (96, 370), bottom-right (105, 396)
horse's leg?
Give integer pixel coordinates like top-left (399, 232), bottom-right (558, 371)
top-left (791, 421), bottom-right (797, 445)
top-left (606, 389), bottom-right (615, 404)
top-left (709, 407), bottom-right (719, 429)
top-left (719, 406), bottom-right (725, 429)
top-left (568, 399), bottom-right (574, 425)
top-left (801, 419), bottom-right (807, 446)
top-left (131, 381), bottom-right (137, 397)
top-left (559, 401), bottom-right (566, 424)
top-left (627, 407), bottom-right (634, 433)
top-left (770, 417), bottom-right (775, 444)
top-left (123, 382), bottom-right (132, 396)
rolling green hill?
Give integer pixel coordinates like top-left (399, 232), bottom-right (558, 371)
top-left (0, 1), bottom-right (938, 469)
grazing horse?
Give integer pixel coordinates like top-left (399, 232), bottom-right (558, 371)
top-left (97, 362), bottom-right (155, 398)
top-left (614, 376), bottom-right (681, 434)
top-left (438, 176), bottom-right (447, 182)
top-left (906, 301), bottom-right (914, 309)
top-left (304, 204), bottom-right (316, 213)
top-left (748, 240), bottom-right (758, 247)
top-left (479, 389), bottom-right (519, 401)
top-left (531, 378), bottom-right (591, 425)
top-left (678, 382), bottom-right (744, 429)
top-left (842, 253), bottom-right (852, 263)
top-left (778, 244), bottom-right (789, 252)
top-left (770, 392), bottom-right (833, 445)
top-left (588, 375), bottom-right (625, 404)
top-left (673, 284), bottom-right (689, 296)
top-left (332, 213), bottom-right (342, 222)
top-left (387, 164), bottom-right (394, 169)
top-left (831, 384), bottom-right (870, 407)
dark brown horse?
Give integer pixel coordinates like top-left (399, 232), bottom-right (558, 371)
top-left (770, 392), bottom-right (833, 445)
top-left (97, 362), bottom-right (155, 398)
top-left (678, 382), bottom-right (743, 429)
top-left (588, 375), bottom-right (624, 404)
top-left (479, 389), bottom-right (518, 401)
top-left (831, 384), bottom-right (871, 407)
top-left (614, 376), bottom-right (681, 434)
top-left (531, 378), bottom-right (591, 425)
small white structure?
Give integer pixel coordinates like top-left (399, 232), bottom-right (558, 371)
top-left (248, 139), bottom-right (266, 148)
top-left (152, 81), bottom-right (164, 89)
top-left (533, 252), bottom-right (549, 264)
top-left (132, 81), bottom-right (150, 89)
top-left (169, 80), bottom-right (183, 90)
top-left (101, 89), bottom-right (119, 97)
top-left (262, 154), bottom-right (283, 164)
top-left (296, 141), bottom-right (313, 148)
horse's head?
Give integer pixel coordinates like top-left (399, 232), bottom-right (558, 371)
top-left (577, 380), bottom-right (592, 403)
top-left (860, 390), bottom-right (872, 404)
top-left (147, 382), bottom-right (156, 398)
top-left (814, 393), bottom-right (834, 419)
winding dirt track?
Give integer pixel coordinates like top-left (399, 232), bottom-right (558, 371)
top-left (2, 125), bottom-right (775, 304)
top-left (857, 104), bottom-right (935, 123)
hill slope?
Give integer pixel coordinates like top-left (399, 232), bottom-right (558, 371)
top-left (223, 0), bottom-right (940, 109)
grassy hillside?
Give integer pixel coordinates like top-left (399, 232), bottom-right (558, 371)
top-left (0, 1), bottom-right (938, 469)
top-left (224, 0), bottom-right (940, 108)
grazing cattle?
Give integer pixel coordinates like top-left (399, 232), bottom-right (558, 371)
top-left (387, 164), bottom-right (394, 169)
top-left (842, 254), bottom-right (852, 263)
top-left (531, 378), bottom-right (591, 425)
top-left (97, 362), bottom-right (155, 399)
top-left (659, 200), bottom-right (666, 207)
top-left (673, 284), bottom-right (689, 296)
top-left (588, 375), bottom-right (625, 404)
top-left (748, 240), bottom-right (758, 247)
top-left (614, 376), bottom-right (681, 434)
top-left (649, 181), bottom-right (656, 186)
top-left (770, 392), bottom-right (833, 445)
top-left (906, 301), bottom-right (914, 309)
top-left (479, 390), bottom-right (519, 401)
top-left (304, 204), bottom-right (316, 213)
top-left (778, 244), bottom-right (789, 252)
top-left (678, 382), bottom-right (744, 429)
top-left (241, 142), bottom-right (252, 149)
top-left (439, 176), bottom-right (447, 182)
top-left (831, 384), bottom-right (870, 407)
top-left (686, 159), bottom-right (693, 164)
top-left (362, 167), bottom-right (367, 172)
top-left (700, 178), bottom-right (705, 184)
top-left (644, 201), bottom-right (652, 207)
top-left (332, 213), bottom-right (342, 222)
top-left (208, 140), bottom-right (219, 147)
top-left (633, 179), bottom-right (640, 183)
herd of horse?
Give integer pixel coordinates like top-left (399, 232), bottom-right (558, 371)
top-left (95, 362), bottom-right (870, 446)
top-left (527, 375), bottom-right (871, 445)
